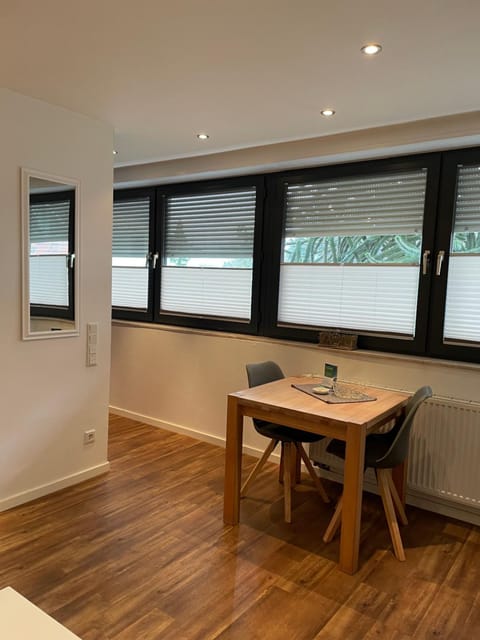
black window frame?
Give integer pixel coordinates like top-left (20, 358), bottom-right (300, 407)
top-left (112, 147), bottom-right (480, 365)
top-left (112, 187), bottom-right (156, 323)
top-left (29, 189), bottom-right (75, 321)
top-left (154, 175), bottom-right (265, 334)
top-left (427, 148), bottom-right (480, 363)
top-left (112, 176), bottom-right (265, 334)
top-left (260, 153), bottom-right (442, 357)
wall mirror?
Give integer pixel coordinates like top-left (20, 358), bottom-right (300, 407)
top-left (21, 168), bottom-right (80, 339)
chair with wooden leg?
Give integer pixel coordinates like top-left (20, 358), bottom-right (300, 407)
top-left (241, 361), bottom-right (330, 523)
top-left (323, 386), bottom-right (432, 560)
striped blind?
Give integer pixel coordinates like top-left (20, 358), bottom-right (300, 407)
top-left (165, 188), bottom-right (256, 258)
top-left (30, 199), bottom-right (70, 251)
top-left (113, 197), bottom-right (150, 258)
top-left (284, 169), bottom-right (427, 238)
top-left (453, 165), bottom-right (480, 232)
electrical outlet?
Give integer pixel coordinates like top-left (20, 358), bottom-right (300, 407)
top-left (83, 429), bottom-right (96, 444)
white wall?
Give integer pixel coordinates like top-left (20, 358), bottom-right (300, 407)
top-left (0, 89), bottom-right (113, 510)
top-left (110, 323), bottom-right (480, 455)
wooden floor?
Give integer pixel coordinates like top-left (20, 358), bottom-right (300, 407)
top-left (1, 415), bottom-right (479, 639)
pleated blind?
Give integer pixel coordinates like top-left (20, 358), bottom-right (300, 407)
top-left (285, 169), bottom-right (427, 238)
top-left (444, 256), bottom-right (480, 343)
top-left (278, 264), bottom-right (420, 336)
top-left (113, 197), bottom-right (150, 258)
top-left (165, 188), bottom-right (256, 258)
top-left (453, 165), bottom-right (480, 232)
top-left (161, 267), bottom-right (252, 319)
top-left (30, 257), bottom-right (69, 306)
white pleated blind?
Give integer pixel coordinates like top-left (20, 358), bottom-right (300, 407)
top-left (443, 164), bottom-right (480, 344)
top-left (279, 169), bottom-right (428, 335)
top-left (161, 267), bottom-right (252, 319)
top-left (285, 170), bottom-right (427, 238)
top-left (161, 187), bottom-right (257, 320)
top-left (444, 256), bottom-right (480, 343)
top-left (112, 197), bottom-right (150, 310)
top-left (279, 264), bottom-right (419, 335)
top-left (29, 198), bottom-right (70, 307)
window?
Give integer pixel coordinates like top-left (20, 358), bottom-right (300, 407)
top-left (278, 169), bottom-right (427, 336)
top-left (112, 189), bottom-right (155, 321)
top-left (261, 155), bottom-right (441, 356)
top-left (428, 148), bottom-right (480, 362)
top-left (113, 149), bottom-right (480, 364)
top-left (29, 191), bottom-right (75, 319)
top-left (443, 165), bottom-right (480, 343)
top-left (160, 186), bottom-right (257, 320)
top-left (112, 178), bottom-right (263, 333)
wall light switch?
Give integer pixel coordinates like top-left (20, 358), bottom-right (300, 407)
top-left (86, 323), bottom-right (98, 366)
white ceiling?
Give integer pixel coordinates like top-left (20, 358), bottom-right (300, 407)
top-left (2, 1), bottom-right (480, 167)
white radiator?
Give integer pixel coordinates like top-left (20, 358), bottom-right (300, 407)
top-left (309, 397), bottom-right (480, 526)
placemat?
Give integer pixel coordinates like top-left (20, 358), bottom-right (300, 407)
top-left (292, 382), bottom-right (376, 404)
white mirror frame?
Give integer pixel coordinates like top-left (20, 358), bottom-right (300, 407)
top-left (21, 167), bottom-right (80, 340)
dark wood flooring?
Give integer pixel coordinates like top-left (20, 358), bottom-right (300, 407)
top-left (1, 414), bottom-right (479, 639)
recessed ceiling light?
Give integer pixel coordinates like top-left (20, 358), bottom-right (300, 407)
top-left (113, 150), bottom-right (118, 155)
top-left (197, 133), bottom-right (209, 140)
top-left (320, 109), bottom-right (335, 117)
top-left (361, 43), bottom-right (382, 56)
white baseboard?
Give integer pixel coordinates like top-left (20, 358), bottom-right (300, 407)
top-left (109, 405), bottom-right (281, 462)
top-left (0, 462), bottom-right (110, 513)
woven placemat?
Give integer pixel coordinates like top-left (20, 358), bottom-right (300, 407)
top-left (291, 382), bottom-right (376, 404)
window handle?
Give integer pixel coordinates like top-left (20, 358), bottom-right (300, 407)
top-left (435, 250), bottom-right (445, 276)
top-left (66, 253), bottom-right (75, 269)
top-left (146, 251), bottom-right (159, 269)
top-left (422, 250), bottom-right (431, 275)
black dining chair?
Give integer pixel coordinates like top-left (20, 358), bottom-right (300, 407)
top-left (322, 385), bottom-right (432, 560)
top-left (242, 361), bottom-right (330, 523)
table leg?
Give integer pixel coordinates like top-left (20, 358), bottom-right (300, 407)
top-left (223, 396), bottom-right (243, 525)
top-left (340, 424), bottom-right (366, 574)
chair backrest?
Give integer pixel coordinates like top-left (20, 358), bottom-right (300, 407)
top-left (245, 361), bottom-right (285, 388)
top-left (375, 385), bottom-right (432, 468)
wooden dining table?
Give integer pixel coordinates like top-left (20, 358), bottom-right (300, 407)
top-left (223, 376), bottom-right (409, 574)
